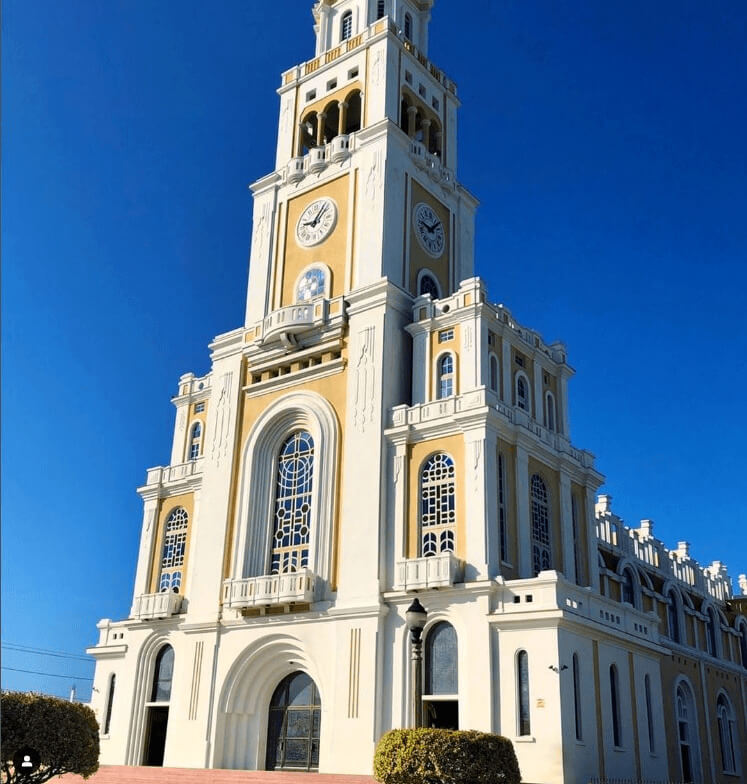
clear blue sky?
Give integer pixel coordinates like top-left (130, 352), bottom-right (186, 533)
top-left (3, 0), bottom-right (746, 701)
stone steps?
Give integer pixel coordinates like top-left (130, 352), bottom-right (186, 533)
top-left (58, 767), bottom-right (377, 784)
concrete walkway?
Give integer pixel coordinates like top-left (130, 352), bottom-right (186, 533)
top-left (57, 767), bottom-right (376, 784)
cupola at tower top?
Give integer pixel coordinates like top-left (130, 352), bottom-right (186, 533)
top-left (312, 0), bottom-right (433, 57)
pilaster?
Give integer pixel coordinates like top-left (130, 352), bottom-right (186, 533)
top-left (559, 471), bottom-right (576, 584)
top-left (516, 444), bottom-right (531, 578)
top-left (585, 486), bottom-right (601, 591)
top-left (533, 358), bottom-right (544, 424)
top-left (501, 336), bottom-right (512, 406)
top-left (131, 496), bottom-right (159, 605)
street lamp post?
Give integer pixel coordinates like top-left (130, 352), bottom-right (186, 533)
top-left (406, 598), bottom-right (427, 729)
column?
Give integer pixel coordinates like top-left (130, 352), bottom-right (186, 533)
top-left (338, 100), bottom-right (348, 135)
top-left (463, 430), bottom-right (493, 581)
top-left (316, 112), bottom-right (327, 146)
top-left (392, 440), bottom-right (409, 578)
top-left (559, 471), bottom-right (576, 584)
top-left (421, 118), bottom-right (431, 150)
top-left (533, 358), bottom-right (544, 424)
top-left (501, 337), bottom-right (512, 405)
top-left (407, 105), bottom-right (418, 138)
top-left (434, 130), bottom-right (443, 158)
top-left (516, 445), bottom-right (531, 578)
top-left (297, 122), bottom-right (306, 156)
top-left (585, 486), bottom-right (601, 591)
top-left (411, 329), bottom-right (430, 405)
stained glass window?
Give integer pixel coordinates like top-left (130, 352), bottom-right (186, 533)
top-left (271, 432), bottom-right (314, 575)
top-left (189, 422), bottom-right (202, 460)
top-left (425, 622), bottom-right (458, 695)
top-left (437, 354), bottom-right (454, 399)
top-left (516, 375), bottom-right (529, 411)
top-left (530, 475), bottom-right (551, 576)
top-left (420, 453), bottom-right (455, 557)
top-left (159, 507), bottom-right (188, 592)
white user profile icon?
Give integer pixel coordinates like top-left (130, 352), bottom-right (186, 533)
top-left (22, 755), bottom-right (32, 767)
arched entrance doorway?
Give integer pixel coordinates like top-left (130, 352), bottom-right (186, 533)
top-left (265, 671), bottom-right (321, 771)
top-left (143, 644), bottom-right (174, 766)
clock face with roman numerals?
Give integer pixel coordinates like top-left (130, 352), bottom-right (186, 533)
top-left (296, 198), bottom-right (337, 247)
top-left (413, 202), bottom-right (445, 258)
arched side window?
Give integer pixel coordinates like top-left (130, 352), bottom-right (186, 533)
top-left (544, 391), bottom-right (556, 431)
top-left (644, 674), bottom-right (655, 753)
top-left (151, 645), bottom-right (174, 703)
top-left (188, 421), bottom-right (202, 460)
top-left (705, 607), bottom-right (719, 657)
top-left (341, 10), bottom-right (353, 41)
top-left (404, 12), bottom-right (413, 40)
top-left (666, 589), bottom-right (681, 643)
top-left (270, 431), bottom-right (315, 575)
top-left (676, 681), bottom-right (701, 783)
top-left (515, 372), bottom-right (530, 412)
top-left (517, 651), bottom-right (530, 736)
top-left (104, 674), bottom-right (116, 735)
top-left (489, 354), bottom-right (499, 394)
top-left (425, 622), bottom-right (458, 696)
top-left (418, 271), bottom-right (441, 299)
top-left (437, 353), bottom-right (455, 399)
top-left (159, 507), bottom-right (188, 593)
top-left (621, 567), bottom-right (638, 608)
top-left (376, 0), bottom-right (386, 20)
top-left (420, 453), bottom-right (456, 557)
top-left (530, 475), bottom-right (551, 576)
top-left (716, 693), bottom-right (738, 774)
top-left (610, 664), bottom-right (622, 747)
top-left (572, 653), bottom-right (582, 741)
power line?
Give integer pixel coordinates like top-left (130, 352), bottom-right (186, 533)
top-left (1, 666), bottom-right (93, 681)
top-left (2, 642), bottom-right (93, 663)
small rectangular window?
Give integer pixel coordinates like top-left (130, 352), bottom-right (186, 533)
top-left (419, 84), bottom-right (427, 98)
top-left (487, 332), bottom-right (496, 347)
top-left (543, 373), bottom-right (549, 384)
top-left (438, 329), bottom-right (454, 343)
top-left (194, 402), bottom-right (205, 413)
top-left (348, 67), bottom-right (359, 80)
top-left (405, 71), bottom-right (413, 85)
top-left (432, 97), bottom-right (440, 111)
top-left (515, 355), bottom-right (524, 367)
top-left (327, 78), bottom-right (338, 91)
top-left (306, 89), bottom-right (317, 102)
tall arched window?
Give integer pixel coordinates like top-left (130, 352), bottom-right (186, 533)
top-left (704, 607), bottom-right (719, 656)
top-left (404, 12), bottom-right (413, 40)
top-left (437, 353), bottom-right (454, 399)
top-left (418, 272), bottom-right (440, 299)
top-left (420, 453), bottom-right (456, 557)
top-left (544, 392), bottom-right (556, 431)
top-left (188, 421), bottom-right (202, 460)
top-left (530, 474), bottom-right (551, 576)
top-left (677, 681), bottom-right (701, 783)
top-left (270, 431), bottom-right (315, 575)
top-left (376, 0), bottom-right (386, 20)
top-left (621, 567), bottom-right (637, 607)
top-left (341, 11), bottom-right (353, 41)
top-left (515, 373), bottom-right (529, 411)
top-left (716, 693), bottom-right (738, 774)
top-left (644, 674), bottom-right (655, 753)
top-left (517, 650), bottom-right (530, 736)
top-left (424, 622), bottom-right (459, 729)
top-left (572, 653), bottom-right (582, 741)
top-left (489, 355), bottom-right (499, 393)
top-left (151, 645), bottom-right (174, 703)
top-left (666, 590), bottom-right (681, 643)
top-left (610, 664), bottom-right (622, 747)
top-left (104, 674), bottom-right (116, 735)
top-left (159, 507), bottom-right (188, 593)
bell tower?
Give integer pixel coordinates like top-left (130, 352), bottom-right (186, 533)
top-left (245, 0), bottom-right (477, 327)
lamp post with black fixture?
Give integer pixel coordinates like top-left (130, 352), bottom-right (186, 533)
top-left (406, 597), bottom-right (428, 729)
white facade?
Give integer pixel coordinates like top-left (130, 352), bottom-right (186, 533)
top-left (88, 3), bottom-right (747, 782)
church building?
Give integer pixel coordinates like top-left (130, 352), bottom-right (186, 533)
top-left (88, 2), bottom-right (747, 782)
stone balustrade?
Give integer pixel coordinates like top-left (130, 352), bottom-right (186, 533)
top-left (222, 570), bottom-right (316, 609)
top-left (130, 591), bottom-right (182, 621)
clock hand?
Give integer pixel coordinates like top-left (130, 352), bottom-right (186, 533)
top-left (311, 203), bottom-right (328, 227)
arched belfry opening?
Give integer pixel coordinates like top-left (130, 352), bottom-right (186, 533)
top-left (344, 90), bottom-right (362, 134)
top-left (399, 89), bottom-right (443, 158)
top-left (265, 671), bottom-right (321, 772)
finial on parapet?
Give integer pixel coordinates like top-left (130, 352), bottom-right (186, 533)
top-left (595, 494), bottom-right (613, 516)
top-left (739, 574), bottom-right (747, 596)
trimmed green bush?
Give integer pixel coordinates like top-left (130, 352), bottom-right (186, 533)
top-left (1, 691), bottom-right (100, 783)
top-left (373, 728), bottom-right (521, 784)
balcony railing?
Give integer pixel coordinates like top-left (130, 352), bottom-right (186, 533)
top-left (285, 134), bottom-right (354, 185)
top-left (131, 592), bottom-right (182, 621)
top-left (144, 459), bottom-right (203, 487)
top-left (394, 552), bottom-right (463, 591)
top-left (222, 570), bottom-right (316, 609)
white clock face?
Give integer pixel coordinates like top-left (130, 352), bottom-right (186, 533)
top-left (413, 202), bottom-right (445, 258)
top-left (296, 198), bottom-right (337, 247)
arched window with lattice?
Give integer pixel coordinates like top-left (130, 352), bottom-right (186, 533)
top-left (341, 11), bottom-right (353, 41)
top-left (530, 474), bottom-right (551, 576)
top-left (420, 453), bottom-right (456, 557)
top-left (437, 353), bottom-right (454, 399)
top-left (270, 431), bottom-right (315, 575)
top-left (188, 421), bottom-right (202, 460)
top-left (159, 507), bottom-right (188, 593)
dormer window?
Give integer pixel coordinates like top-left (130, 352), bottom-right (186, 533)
top-left (341, 11), bottom-right (353, 41)
top-left (404, 12), bottom-right (413, 40)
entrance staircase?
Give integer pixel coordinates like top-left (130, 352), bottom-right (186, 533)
top-left (58, 767), bottom-right (376, 784)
